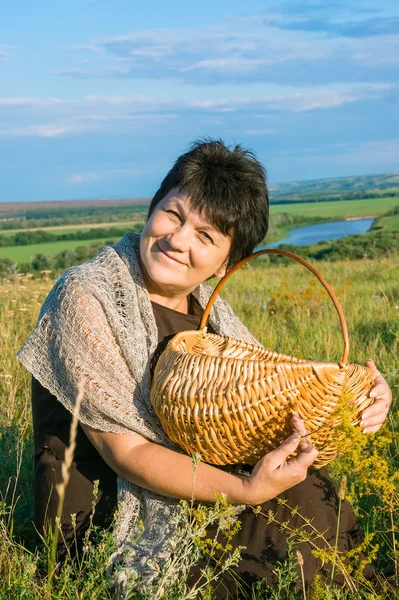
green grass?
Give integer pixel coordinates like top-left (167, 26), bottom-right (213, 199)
top-left (0, 221), bottom-right (141, 236)
top-left (1, 257), bottom-right (399, 598)
top-left (377, 214), bottom-right (399, 231)
top-left (0, 237), bottom-right (116, 262)
top-left (269, 197), bottom-right (399, 218)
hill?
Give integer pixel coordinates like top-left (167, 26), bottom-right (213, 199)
top-left (1, 172), bottom-right (399, 221)
top-left (268, 171), bottom-right (399, 198)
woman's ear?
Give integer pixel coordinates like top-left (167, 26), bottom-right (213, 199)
top-left (214, 260), bottom-right (229, 279)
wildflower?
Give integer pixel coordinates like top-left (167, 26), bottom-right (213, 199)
top-left (40, 269), bottom-right (52, 277)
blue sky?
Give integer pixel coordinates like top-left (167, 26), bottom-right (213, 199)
top-left (1, 0), bottom-right (398, 202)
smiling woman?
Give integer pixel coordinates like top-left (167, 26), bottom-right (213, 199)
top-left (16, 139), bottom-right (391, 599)
top-left (139, 189), bottom-right (232, 310)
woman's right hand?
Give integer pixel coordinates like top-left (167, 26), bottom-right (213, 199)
top-left (241, 413), bottom-right (318, 505)
top-left (82, 413), bottom-right (318, 507)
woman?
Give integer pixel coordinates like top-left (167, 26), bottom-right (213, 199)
top-left (17, 140), bottom-right (392, 598)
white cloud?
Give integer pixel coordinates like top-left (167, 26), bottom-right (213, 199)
top-left (0, 122), bottom-right (98, 138)
top-left (344, 34), bottom-right (399, 66)
top-left (294, 92), bottom-right (358, 112)
top-left (67, 167), bottom-right (141, 184)
top-left (32, 125), bottom-right (75, 138)
top-left (0, 82), bottom-right (394, 139)
top-left (67, 171), bottom-right (102, 183)
top-left (244, 129), bottom-right (275, 135)
top-left (340, 139), bottom-right (399, 165)
top-left (181, 58), bottom-right (274, 73)
top-left (0, 44), bottom-right (14, 62)
top-left (277, 138), bottom-right (399, 166)
top-left (55, 12), bottom-right (399, 87)
top-left (0, 97), bottom-right (64, 108)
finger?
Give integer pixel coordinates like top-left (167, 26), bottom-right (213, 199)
top-left (362, 424), bottom-right (382, 434)
top-left (362, 399), bottom-right (389, 420)
top-left (361, 413), bottom-right (387, 428)
top-left (364, 359), bottom-right (381, 380)
top-left (291, 412), bottom-right (308, 436)
top-left (291, 414), bottom-right (314, 452)
top-left (286, 443), bottom-right (319, 469)
top-left (369, 380), bottom-right (390, 400)
top-left (298, 438), bottom-right (314, 452)
top-left (268, 431), bottom-right (302, 469)
top-left (361, 412), bottom-right (388, 430)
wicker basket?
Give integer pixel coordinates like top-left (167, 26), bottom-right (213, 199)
top-left (151, 249), bottom-right (375, 468)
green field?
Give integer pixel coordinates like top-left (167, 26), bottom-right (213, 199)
top-left (0, 221), bottom-right (141, 236)
top-left (377, 214), bottom-right (399, 231)
top-left (269, 196), bottom-right (399, 218)
top-left (1, 197), bottom-right (398, 265)
top-left (0, 237), bottom-right (117, 262)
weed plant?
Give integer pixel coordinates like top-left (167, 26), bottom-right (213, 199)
top-left (1, 257), bottom-right (398, 598)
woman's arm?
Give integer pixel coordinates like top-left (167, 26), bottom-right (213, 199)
top-left (82, 413), bottom-right (318, 506)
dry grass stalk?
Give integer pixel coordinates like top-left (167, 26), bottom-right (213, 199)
top-left (47, 378), bottom-right (85, 590)
top-left (331, 475), bottom-right (347, 586)
top-left (296, 549), bottom-right (307, 600)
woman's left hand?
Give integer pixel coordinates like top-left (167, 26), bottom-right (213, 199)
top-left (360, 359), bottom-right (392, 434)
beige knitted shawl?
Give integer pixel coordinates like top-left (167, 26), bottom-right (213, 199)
top-left (17, 232), bottom-right (256, 592)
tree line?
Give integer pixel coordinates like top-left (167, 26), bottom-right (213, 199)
top-left (270, 190), bottom-right (399, 206)
top-left (0, 205), bottom-right (148, 230)
top-left (0, 223), bottom-right (144, 247)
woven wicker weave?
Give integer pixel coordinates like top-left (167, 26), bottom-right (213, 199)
top-left (151, 249), bottom-right (375, 468)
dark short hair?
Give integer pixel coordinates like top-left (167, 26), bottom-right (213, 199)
top-left (148, 138), bottom-right (269, 268)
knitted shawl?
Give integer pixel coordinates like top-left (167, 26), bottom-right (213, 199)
top-left (16, 232), bottom-right (257, 593)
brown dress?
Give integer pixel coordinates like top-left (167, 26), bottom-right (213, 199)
top-left (31, 296), bottom-right (371, 596)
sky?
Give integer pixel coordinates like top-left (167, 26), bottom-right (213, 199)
top-left (1, 0), bottom-right (398, 202)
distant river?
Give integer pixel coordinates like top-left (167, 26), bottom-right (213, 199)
top-left (261, 218), bottom-right (375, 249)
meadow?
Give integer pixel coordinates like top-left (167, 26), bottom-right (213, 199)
top-left (1, 195), bottom-right (398, 267)
top-left (269, 197), bottom-right (399, 219)
top-left (1, 256), bottom-right (398, 599)
top-left (377, 214), bottom-right (399, 232)
top-left (0, 237), bottom-right (127, 262)
top-left (0, 221), bottom-right (143, 236)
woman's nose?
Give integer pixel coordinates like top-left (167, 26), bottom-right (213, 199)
top-left (167, 224), bottom-right (191, 251)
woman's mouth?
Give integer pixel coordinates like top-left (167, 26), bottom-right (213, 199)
top-left (156, 243), bottom-right (186, 266)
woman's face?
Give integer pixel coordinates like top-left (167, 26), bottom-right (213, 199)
top-left (139, 188), bottom-right (232, 299)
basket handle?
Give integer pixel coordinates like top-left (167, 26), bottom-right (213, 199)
top-left (199, 248), bottom-right (349, 367)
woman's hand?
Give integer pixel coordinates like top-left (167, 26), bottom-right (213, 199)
top-left (83, 414), bottom-right (318, 507)
top-left (241, 414), bottom-right (318, 505)
top-left (360, 359), bottom-right (392, 434)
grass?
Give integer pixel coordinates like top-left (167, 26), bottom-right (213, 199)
top-left (217, 257), bottom-right (398, 370)
top-left (0, 220), bottom-right (142, 236)
top-left (0, 237), bottom-right (121, 262)
top-left (269, 196), bottom-right (399, 218)
top-left (377, 214), bottom-right (399, 232)
top-left (1, 257), bottom-right (399, 598)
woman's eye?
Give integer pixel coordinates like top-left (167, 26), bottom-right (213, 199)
top-left (166, 209), bottom-right (181, 220)
top-left (200, 231), bottom-right (213, 244)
